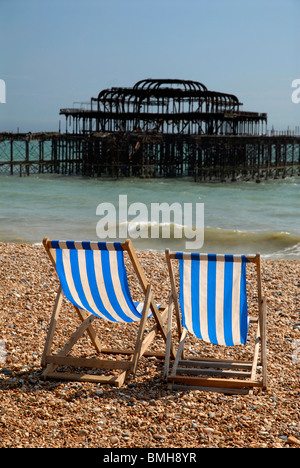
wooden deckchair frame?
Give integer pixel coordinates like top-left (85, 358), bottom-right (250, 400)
top-left (164, 250), bottom-right (267, 395)
top-left (41, 238), bottom-right (174, 387)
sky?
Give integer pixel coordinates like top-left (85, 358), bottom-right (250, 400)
top-left (0, 0), bottom-right (299, 133)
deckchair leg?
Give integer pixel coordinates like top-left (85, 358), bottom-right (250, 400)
top-left (170, 329), bottom-right (188, 377)
top-left (261, 297), bottom-right (267, 389)
top-left (163, 294), bottom-right (173, 380)
top-left (249, 321), bottom-right (261, 395)
top-left (41, 286), bottom-right (64, 367)
top-left (165, 249), bottom-right (182, 341)
top-left (250, 296), bottom-right (267, 391)
top-left (256, 253), bottom-right (267, 390)
top-left (131, 285), bottom-right (153, 374)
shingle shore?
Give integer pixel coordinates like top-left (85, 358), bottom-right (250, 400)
top-left (0, 242), bottom-right (299, 448)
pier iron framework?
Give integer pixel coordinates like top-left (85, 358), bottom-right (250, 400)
top-left (0, 79), bottom-right (299, 180)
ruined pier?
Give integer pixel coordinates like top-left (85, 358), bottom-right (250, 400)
top-left (0, 79), bottom-right (299, 180)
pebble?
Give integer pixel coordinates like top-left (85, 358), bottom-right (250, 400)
top-left (109, 436), bottom-right (119, 445)
top-left (287, 436), bottom-right (300, 446)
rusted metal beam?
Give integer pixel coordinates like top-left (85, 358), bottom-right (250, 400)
top-left (60, 79), bottom-right (266, 136)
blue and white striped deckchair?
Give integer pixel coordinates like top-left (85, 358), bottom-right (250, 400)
top-left (49, 240), bottom-right (151, 323)
top-left (177, 253), bottom-right (249, 347)
top-left (164, 250), bottom-right (267, 394)
top-left (41, 238), bottom-right (170, 387)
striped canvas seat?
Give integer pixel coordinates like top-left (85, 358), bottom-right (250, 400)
top-left (164, 250), bottom-right (267, 394)
top-left (41, 238), bottom-right (171, 387)
top-left (175, 253), bottom-right (249, 346)
top-left (49, 240), bottom-right (151, 323)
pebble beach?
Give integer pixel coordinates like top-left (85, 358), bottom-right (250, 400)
top-left (0, 242), bottom-right (299, 448)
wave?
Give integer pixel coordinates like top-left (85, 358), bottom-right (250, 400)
top-left (202, 227), bottom-right (300, 259)
top-left (204, 226), bottom-right (300, 247)
top-left (103, 221), bottom-right (300, 259)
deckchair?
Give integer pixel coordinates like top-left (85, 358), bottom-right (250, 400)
top-left (41, 238), bottom-right (172, 387)
top-left (164, 250), bottom-right (267, 394)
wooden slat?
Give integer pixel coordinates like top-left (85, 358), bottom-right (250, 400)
top-left (178, 359), bottom-right (253, 370)
top-left (99, 347), bottom-right (165, 359)
top-left (44, 238), bottom-right (129, 251)
top-left (176, 367), bottom-right (252, 378)
top-left (170, 383), bottom-right (250, 395)
top-left (44, 371), bottom-right (126, 387)
top-left (167, 374), bottom-right (262, 389)
top-left (167, 251), bottom-right (258, 263)
top-left (46, 355), bottom-right (132, 370)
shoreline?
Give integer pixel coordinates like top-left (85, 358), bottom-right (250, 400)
top-left (1, 239), bottom-right (299, 262)
top-left (0, 242), bottom-right (299, 448)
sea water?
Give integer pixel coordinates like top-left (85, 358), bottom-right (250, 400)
top-left (0, 174), bottom-right (299, 259)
